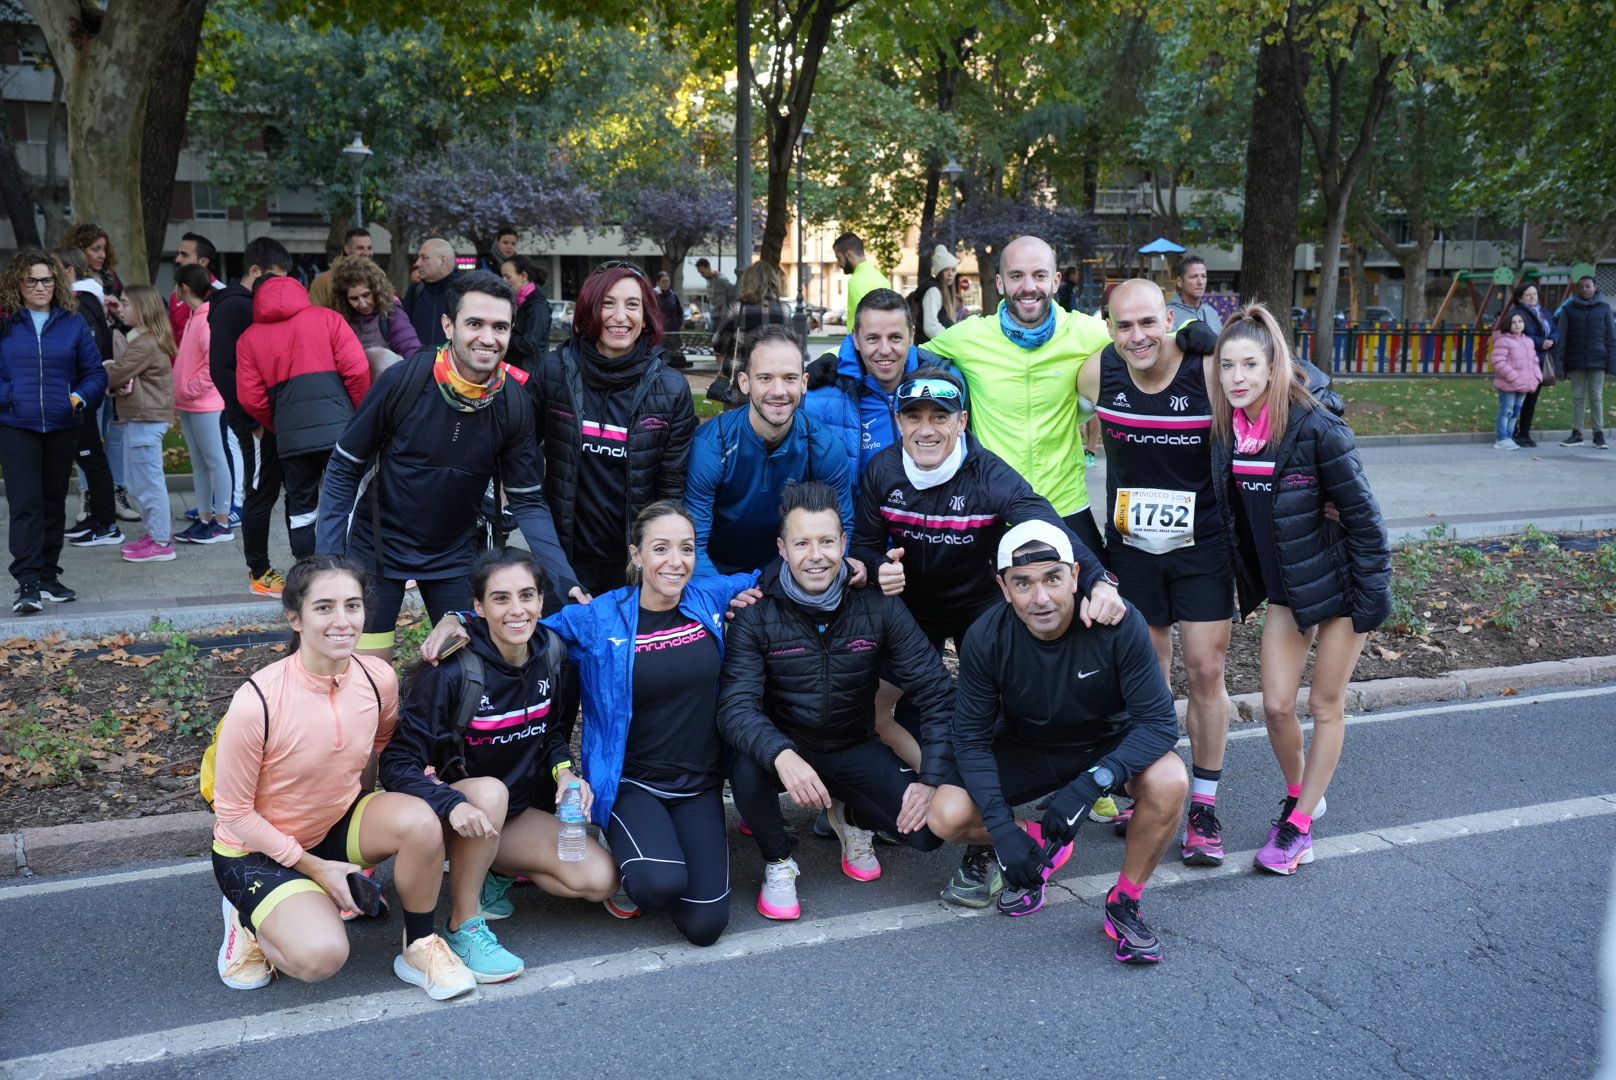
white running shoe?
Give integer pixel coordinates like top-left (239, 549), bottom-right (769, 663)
top-left (394, 932), bottom-right (476, 1000)
top-left (757, 857), bottom-right (801, 920)
top-left (826, 800), bottom-right (881, 881)
top-left (216, 896), bottom-right (273, 990)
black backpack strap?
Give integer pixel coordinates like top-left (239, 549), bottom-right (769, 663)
top-left (445, 651), bottom-right (486, 781)
top-left (244, 676), bottom-right (269, 744)
top-left (353, 656), bottom-right (384, 714)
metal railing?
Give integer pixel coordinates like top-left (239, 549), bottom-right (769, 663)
top-left (1292, 323), bottom-right (1495, 376)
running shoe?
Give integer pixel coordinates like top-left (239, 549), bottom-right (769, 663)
top-left (1181, 803), bottom-right (1225, 866)
top-left (444, 915), bottom-right (524, 983)
top-left (603, 887), bottom-right (642, 919)
top-left (183, 505), bottom-right (202, 522)
top-left (229, 505), bottom-right (244, 528)
top-left (217, 896), bottom-right (273, 990)
top-left (1103, 893), bottom-right (1164, 964)
top-left (64, 518), bottom-right (96, 541)
top-left (1561, 430), bottom-right (1584, 446)
top-left (757, 857), bottom-right (801, 920)
top-left (1278, 793), bottom-right (1327, 825)
top-left (1088, 795), bottom-right (1121, 824)
top-left (1112, 805), bottom-right (1135, 837)
top-left (826, 799), bottom-right (880, 881)
top-left (1515, 435), bottom-right (1537, 448)
top-left (479, 870), bottom-right (516, 920)
top-left (193, 521), bottom-right (235, 544)
top-left (113, 486), bottom-right (141, 522)
top-left (173, 519), bottom-right (212, 544)
top-left (249, 568), bottom-right (286, 597)
top-left (38, 578), bottom-right (76, 603)
top-left (1595, 430), bottom-right (1609, 449)
top-left (69, 523), bottom-right (123, 547)
top-left (939, 844), bottom-right (1003, 908)
top-left (11, 584), bottom-right (41, 614)
top-left (812, 808), bottom-right (833, 839)
top-left (996, 822), bottom-right (1071, 917)
top-left (1493, 438), bottom-right (1520, 451)
top-left (123, 536), bottom-right (177, 563)
top-left (394, 933), bottom-right (476, 1000)
top-left (1254, 819), bottom-right (1314, 875)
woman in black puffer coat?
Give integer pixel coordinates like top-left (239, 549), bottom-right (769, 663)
top-left (1208, 304), bottom-right (1390, 878)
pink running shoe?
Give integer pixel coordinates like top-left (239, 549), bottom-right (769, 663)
top-left (757, 857), bottom-right (800, 920)
top-left (996, 822), bottom-right (1072, 917)
top-left (123, 536), bottom-right (177, 562)
top-left (1181, 803), bottom-right (1225, 866)
top-left (826, 800), bottom-right (880, 881)
top-left (1254, 820), bottom-right (1314, 875)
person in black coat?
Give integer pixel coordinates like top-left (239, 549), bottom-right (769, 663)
top-left (499, 255), bottom-right (552, 374)
top-left (1507, 282), bottom-right (1558, 448)
top-left (719, 481), bottom-right (955, 921)
top-left (1554, 276), bottom-right (1616, 447)
top-left (1208, 304), bottom-right (1390, 878)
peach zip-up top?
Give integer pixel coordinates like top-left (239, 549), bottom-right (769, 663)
top-left (212, 651), bottom-right (398, 867)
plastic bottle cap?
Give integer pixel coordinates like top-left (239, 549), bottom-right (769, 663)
top-left (567, 780), bottom-right (581, 788)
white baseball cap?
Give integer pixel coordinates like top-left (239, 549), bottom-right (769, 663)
top-left (996, 520), bottom-right (1075, 571)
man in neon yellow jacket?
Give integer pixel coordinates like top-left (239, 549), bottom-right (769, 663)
top-left (835, 232), bottom-right (892, 324)
top-left (924, 235), bottom-right (1112, 558)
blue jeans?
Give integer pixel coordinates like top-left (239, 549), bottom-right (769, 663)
top-left (1496, 391), bottom-right (1524, 442)
top-left (118, 420), bottom-right (172, 543)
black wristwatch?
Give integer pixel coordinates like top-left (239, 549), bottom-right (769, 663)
top-left (1087, 570), bottom-right (1120, 597)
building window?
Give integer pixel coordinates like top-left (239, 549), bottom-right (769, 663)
top-left (192, 182), bottom-right (229, 221)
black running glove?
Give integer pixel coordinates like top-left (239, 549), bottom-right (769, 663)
top-left (991, 826), bottom-right (1052, 892)
top-left (1176, 319), bottom-right (1218, 356)
top-left (1038, 771), bottom-right (1106, 849)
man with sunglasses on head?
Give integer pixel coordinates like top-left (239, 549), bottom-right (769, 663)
top-left (849, 367), bottom-right (1123, 907)
top-left (926, 521), bottom-right (1187, 963)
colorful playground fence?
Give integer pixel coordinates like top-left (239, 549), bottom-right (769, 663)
top-left (1292, 324), bottom-right (1495, 376)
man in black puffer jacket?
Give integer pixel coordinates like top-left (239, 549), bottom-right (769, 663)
top-left (719, 481), bottom-right (954, 922)
top-left (1554, 276), bottom-right (1615, 447)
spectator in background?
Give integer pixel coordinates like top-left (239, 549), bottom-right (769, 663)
top-left (170, 264), bottom-right (236, 545)
top-left (954, 276), bottom-right (972, 321)
top-left (327, 255), bottom-right (423, 379)
top-left (1055, 266), bottom-right (1082, 313)
top-left (696, 258), bottom-right (734, 326)
top-left (833, 232), bottom-right (891, 323)
top-left (307, 228), bottom-right (374, 310)
top-left (102, 285), bottom-right (177, 563)
top-left (1509, 282), bottom-right (1558, 448)
top-left (0, 249), bottom-right (106, 613)
top-left (170, 232), bottom-right (224, 345)
top-left (500, 253), bottom-right (553, 374)
top-left (63, 222), bottom-right (123, 300)
top-left (63, 223), bottom-right (137, 523)
top-left (711, 261), bottom-right (792, 405)
top-left (236, 244), bottom-right (370, 566)
top-left (51, 246), bottom-right (121, 549)
top-left (1555, 275), bottom-right (1614, 449)
top-left (481, 226), bottom-right (519, 275)
top-left (1167, 255), bottom-right (1222, 335)
top-left (917, 245), bottom-right (959, 345)
top-left (1490, 310), bottom-right (1540, 452)
top-left (404, 238), bottom-right (462, 351)
top-left (654, 271), bottom-right (683, 332)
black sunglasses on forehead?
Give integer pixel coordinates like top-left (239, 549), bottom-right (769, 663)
top-left (593, 259), bottom-right (647, 278)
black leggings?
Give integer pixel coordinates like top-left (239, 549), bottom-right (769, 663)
top-left (1517, 387), bottom-right (1541, 439)
top-left (729, 737), bottom-right (945, 862)
top-left (606, 783), bottom-right (730, 947)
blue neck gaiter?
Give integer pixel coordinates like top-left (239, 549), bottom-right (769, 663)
top-left (998, 300), bottom-right (1056, 350)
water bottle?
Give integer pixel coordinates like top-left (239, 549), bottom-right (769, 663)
top-left (557, 781), bottom-right (588, 862)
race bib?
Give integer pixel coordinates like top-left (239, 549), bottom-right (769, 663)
top-left (1113, 488), bottom-right (1196, 554)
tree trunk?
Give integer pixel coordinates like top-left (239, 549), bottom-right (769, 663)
top-left (138, 0), bottom-right (207, 280)
top-left (1313, 194), bottom-right (1349, 361)
top-left (664, 242), bottom-right (691, 296)
top-left (755, 0), bottom-right (844, 269)
top-left (1400, 235), bottom-right (1431, 323)
top-left (0, 125), bottom-right (41, 247)
top-left (36, 63), bottom-right (69, 244)
top-left (977, 247), bottom-right (1001, 312)
top-left (1239, 35), bottom-right (1306, 340)
top-left (759, 124), bottom-right (794, 269)
top-left (25, 0), bottom-right (204, 286)
top-left (1346, 234), bottom-right (1364, 320)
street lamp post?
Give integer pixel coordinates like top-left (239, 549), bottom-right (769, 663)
top-left (793, 125), bottom-right (812, 353)
top-left (342, 134), bottom-right (373, 229)
top-left (940, 160), bottom-right (964, 253)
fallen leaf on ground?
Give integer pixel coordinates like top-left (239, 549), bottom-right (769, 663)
top-left (1499, 688), bottom-right (1519, 696)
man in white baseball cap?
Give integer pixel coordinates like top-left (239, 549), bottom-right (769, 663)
top-left (925, 518), bottom-right (1189, 964)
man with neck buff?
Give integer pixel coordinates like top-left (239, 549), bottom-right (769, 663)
top-left (848, 367), bottom-right (1125, 907)
top-left (719, 481), bottom-right (955, 922)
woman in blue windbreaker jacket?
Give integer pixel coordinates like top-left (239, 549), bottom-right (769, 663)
top-left (425, 500), bottom-right (756, 947)
top-left (0, 249), bottom-right (107, 613)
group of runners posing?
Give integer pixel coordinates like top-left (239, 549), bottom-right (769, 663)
top-left (212, 238), bottom-right (1391, 1000)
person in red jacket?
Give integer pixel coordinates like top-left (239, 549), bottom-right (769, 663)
top-left (1490, 310), bottom-right (1542, 452)
top-left (237, 275), bottom-right (370, 560)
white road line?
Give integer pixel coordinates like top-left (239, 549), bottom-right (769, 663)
top-left (1192, 683), bottom-right (1616, 749)
top-left (5, 683), bottom-right (1611, 904)
top-left (6, 792), bottom-right (1614, 1080)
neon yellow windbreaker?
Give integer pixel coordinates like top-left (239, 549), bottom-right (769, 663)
top-left (925, 304), bottom-right (1111, 515)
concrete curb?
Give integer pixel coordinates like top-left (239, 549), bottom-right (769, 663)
top-left (6, 653), bottom-right (1615, 879)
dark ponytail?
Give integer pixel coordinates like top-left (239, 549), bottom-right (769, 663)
top-left (281, 554), bottom-right (368, 652)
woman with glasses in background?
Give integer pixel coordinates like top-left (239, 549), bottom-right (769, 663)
top-left (0, 250), bottom-right (107, 613)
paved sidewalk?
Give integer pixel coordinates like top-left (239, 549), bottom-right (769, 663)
top-left (0, 420), bottom-right (1611, 637)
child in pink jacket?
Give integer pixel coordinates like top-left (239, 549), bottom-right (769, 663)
top-left (171, 265), bottom-right (235, 543)
top-left (1491, 311), bottom-right (1542, 451)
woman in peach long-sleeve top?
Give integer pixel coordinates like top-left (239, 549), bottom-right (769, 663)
top-left (210, 554), bottom-right (476, 1002)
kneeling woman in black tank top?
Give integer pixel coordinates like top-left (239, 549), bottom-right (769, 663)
top-left (382, 548), bottom-right (619, 984)
top-left (1209, 304), bottom-right (1391, 877)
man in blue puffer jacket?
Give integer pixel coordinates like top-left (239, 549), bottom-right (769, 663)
top-left (0, 250), bottom-right (107, 612)
top-left (803, 288), bottom-right (958, 494)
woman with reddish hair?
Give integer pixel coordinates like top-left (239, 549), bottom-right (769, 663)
top-left (530, 261), bottom-right (695, 598)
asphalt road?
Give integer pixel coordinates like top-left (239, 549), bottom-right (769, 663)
top-left (2, 685), bottom-right (1613, 1079)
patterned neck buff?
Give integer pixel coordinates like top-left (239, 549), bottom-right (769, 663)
top-left (434, 343), bottom-right (507, 412)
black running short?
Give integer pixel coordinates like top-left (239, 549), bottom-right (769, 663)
top-left (212, 791), bottom-right (378, 931)
top-left (360, 575), bottom-right (475, 650)
top-left (941, 731), bottom-right (1128, 805)
top-left (1107, 538), bottom-right (1234, 627)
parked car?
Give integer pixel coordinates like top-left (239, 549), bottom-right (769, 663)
top-left (549, 299), bottom-right (575, 329)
